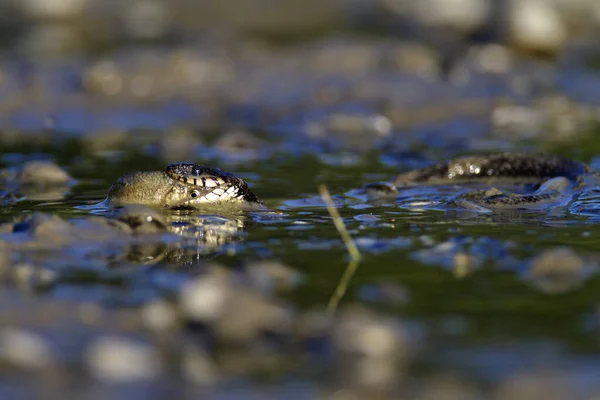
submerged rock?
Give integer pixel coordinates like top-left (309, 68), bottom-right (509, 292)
top-left (86, 336), bottom-right (163, 382)
top-left (242, 260), bottom-right (303, 294)
top-left (525, 247), bottom-right (593, 294)
top-left (16, 160), bottom-right (72, 185)
top-left (0, 327), bottom-right (55, 370)
top-left (180, 264), bottom-right (293, 343)
top-left (333, 305), bottom-right (415, 360)
top-left (212, 287), bottom-right (292, 343)
top-left (507, 0), bottom-right (568, 55)
top-left (0, 160), bottom-right (73, 203)
top-left (180, 265), bottom-right (232, 323)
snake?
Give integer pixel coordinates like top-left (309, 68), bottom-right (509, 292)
top-left (106, 153), bottom-right (599, 212)
top-left (106, 163), bottom-right (264, 209)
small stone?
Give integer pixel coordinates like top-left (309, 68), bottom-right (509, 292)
top-left (12, 264), bottom-right (36, 290)
top-left (13, 213), bottom-right (72, 241)
top-left (86, 336), bottom-right (163, 382)
top-left (11, 262), bottom-right (57, 289)
top-left (491, 104), bottom-right (545, 138)
top-left (181, 345), bottom-right (218, 386)
top-left (213, 288), bottom-right (293, 343)
top-left (17, 161), bottom-right (72, 185)
top-left (83, 60), bottom-right (124, 96)
top-left (470, 44), bottom-right (513, 75)
top-left (407, 0), bottom-right (491, 34)
top-left (18, 0), bottom-right (85, 20)
top-left (180, 267), bottom-right (231, 323)
top-left (0, 328), bottom-right (54, 369)
top-left (243, 260), bottom-right (303, 294)
top-left (507, 0), bottom-right (567, 55)
top-left (141, 300), bottom-right (178, 332)
top-left (333, 306), bottom-right (410, 360)
top-left (453, 252), bottom-right (480, 278)
top-left (386, 42), bottom-right (440, 79)
top-left (526, 247), bottom-right (590, 294)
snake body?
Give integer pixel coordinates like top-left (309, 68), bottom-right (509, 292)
top-left (392, 153), bottom-right (598, 210)
top-left (394, 153), bottom-right (595, 186)
top-left (106, 153), bottom-right (598, 212)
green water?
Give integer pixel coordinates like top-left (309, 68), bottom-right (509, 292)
top-left (3, 140), bottom-right (600, 394)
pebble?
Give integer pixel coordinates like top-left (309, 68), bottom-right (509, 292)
top-left (141, 300), bottom-right (178, 333)
top-left (526, 247), bottom-right (590, 294)
top-left (213, 287), bottom-right (293, 343)
top-left (467, 44), bottom-right (513, 75)
top-left (408, 0), bottom-right (491, 33)
top-left (242, 260), bottom-right (303, 294)
top-left (0, 327), bottom-right (54, 369)
top-left (18, 0), bottom-right (85, 20)
top-left (12, 263), bottom-right (57, 290)
top-left (14, 213), bottom-right (73, 240)
top-left (181, 345), bottom-right (219, 386)
top-left (507, 0), bottom-right (567, 55)
top-left (453, 252), bottom-right (480, 278)
top-left (86, 336), bottom-right (163, 382)
top-left (491, 104), bottom-right (545, 138)
top-left (180, 267), bottom-right (232, 323)
top-left (333, 306), bottom-right (410, 360)
top-left (17, 160), bottom-right (72, 185)
top-left (306, 112), bottom-right (392, 140)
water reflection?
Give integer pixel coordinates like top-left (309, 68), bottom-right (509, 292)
top-left (0, 206), bottom-right (253, 271)
top-left (159, 211), bottom-right (251, 267)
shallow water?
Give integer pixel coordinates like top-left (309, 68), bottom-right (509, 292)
top-left (3, 140), bottom-right (600, 398)
top-left (2, 32), bottom-right (600, 398)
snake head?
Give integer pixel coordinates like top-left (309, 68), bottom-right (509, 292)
top-left (165, 163), bottom-right (263, 207)
top-left (106, 164), bottom-right (263, 209)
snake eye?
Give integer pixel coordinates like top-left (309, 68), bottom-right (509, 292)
top-left (190, 190), bottom-right (200, 199)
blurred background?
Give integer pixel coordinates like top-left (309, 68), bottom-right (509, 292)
top-left (1, 0), bottom-right (600, 142)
